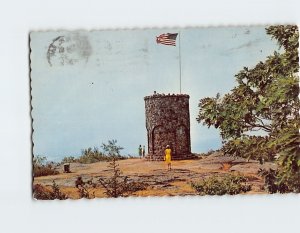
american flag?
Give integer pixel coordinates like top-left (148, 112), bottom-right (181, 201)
top-left (156, 33), bottom-right (178, 46)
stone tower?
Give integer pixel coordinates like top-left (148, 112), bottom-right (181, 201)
top-left (144, 93), bottom-right (192, 160)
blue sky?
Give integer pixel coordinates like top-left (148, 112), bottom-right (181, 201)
top-left (30, 26), bottom-right (279, 161)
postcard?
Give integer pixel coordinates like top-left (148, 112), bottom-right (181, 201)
top-left (31, 25), bottom-right (299, 199)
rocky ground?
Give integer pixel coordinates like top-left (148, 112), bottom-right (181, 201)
top-left (33, 152), bottom-right (277, 199)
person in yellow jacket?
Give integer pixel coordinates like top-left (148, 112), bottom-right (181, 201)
top-left (164, 145), bottom-right (172, 171)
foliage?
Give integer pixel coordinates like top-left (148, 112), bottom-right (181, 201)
top-left (197, 25), bottom-right (298, 140)
top-left (98, 140), bottom-right (147, 198)
top-left (197, 25), bottom-right (299, 192)
top-left (269, 120), bottom-right (300, 171)
top-left (98, 157), bottom-right (127, 198)
top-left (75, 176), bottom-right (96, 199)
top-left (60, 148), bottom-right (107, 164)
top-left (61, 156), bottom-right (77, 164)
top-left (191, 174), bottom-right (251, 195)
top-left (101, 139), bottom-right (124, 159)
top-left (33, 180), bottom-right (68, 200)
top-left (78, 147), bottom-right (108, 163)
top-left (258, 168), bottom-right (300, 193)
top-left (61, 140), bottom-right (127, 164)
top-left (33, 155), bottom-right (59, 177)
top-left (222, 136), bottom-right (276, 162)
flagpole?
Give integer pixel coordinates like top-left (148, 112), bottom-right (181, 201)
top-left (178, 32), bottom-right (182, 94)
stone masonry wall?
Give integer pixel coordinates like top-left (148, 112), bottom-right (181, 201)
top-left (144, 93), bottom-right (192, 160)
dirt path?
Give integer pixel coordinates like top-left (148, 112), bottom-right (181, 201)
top-left (34, 154), bottom-right (277, 199)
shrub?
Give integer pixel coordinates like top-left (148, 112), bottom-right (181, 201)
top-left (60, 140), bottom-right (128, 165)
top-left (78, 147), bottom-right (108, 163)
top-left (98, 140), bottom-right (147, 198)
top-left (75, 176), bottom-right (96, 199)
top-left (98, 156), bottom-right (130, 198)
top-left (61, 156), bottom-right (77, 164)
top-left (33, 180), bottom-right (68, 200)
top-left (33, 156), bottom-right (59, 177)
top-left (191, 174), bottom-right (251, 195)
top-left (259, 168), bottom-right (300, 193)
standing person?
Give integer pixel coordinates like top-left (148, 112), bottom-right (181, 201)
top-left (142, 145), bottom-right (146, 158)
top-left (138, 145), bottom-right (142, 159)
top-left (164, 145), bottom-right (172, 171)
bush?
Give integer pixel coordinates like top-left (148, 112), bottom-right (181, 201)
top-left (98, 140), bottom-right (147, 198)
top-left (75, 176), bottom-right (96, 199)
top-left (191, 174), bottom-right (251, 195)
top-left (33, 180), bottom-right (68, 200)
top-left (259, 168), bottom-right (300, 193)
top-left (98, 157), bottom-right (133, 198)
top-left (98, 141), bottom-right (126, 198)
top-left (62, 143), bottom-right (128, 164)
top-left (78, 147), bottom-right (108, 163)
top-left (33, 156), bottom-right (59, 177)
top-left (61, 156), bottom-right (77, 164)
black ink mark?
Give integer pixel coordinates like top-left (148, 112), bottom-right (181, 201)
top-left (47, 33), bottom-right (92, 67)
top-left (47, 36), bottom-right (65, 66)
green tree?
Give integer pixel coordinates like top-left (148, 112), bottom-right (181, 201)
top-left (98, 140), bottom-right (147, 197)
top-left (101, 139), bottom-right (124, 158)
top-left (197, 25), bottom-right (299, 193)
top-left (98, 140), bottom-right (127, 198)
